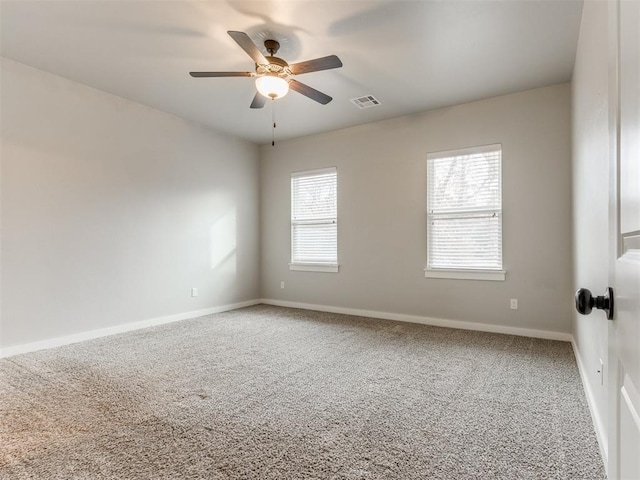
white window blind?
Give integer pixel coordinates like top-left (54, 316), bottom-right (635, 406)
top-left (291, 167), bottom-right (337, 266)
top-left (427, 145), bottom-right (503, 272)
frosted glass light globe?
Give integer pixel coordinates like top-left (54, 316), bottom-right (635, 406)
top-left (255, 75), bottom-right (289, 99)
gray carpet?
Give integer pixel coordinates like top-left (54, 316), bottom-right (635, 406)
top-left (0, 305), bottom-right (605, 479)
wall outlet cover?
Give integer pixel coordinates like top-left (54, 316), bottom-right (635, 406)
top-left (598, 358), bottom-right (604, 386)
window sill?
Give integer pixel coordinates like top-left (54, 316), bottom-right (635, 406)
top-left (424, 268), bottom-right (506, 281)
top-left (290, 263), bottom-right (339, 273)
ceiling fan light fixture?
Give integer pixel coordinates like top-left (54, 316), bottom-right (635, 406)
top-left (255, 75), bottom-right (289, 99)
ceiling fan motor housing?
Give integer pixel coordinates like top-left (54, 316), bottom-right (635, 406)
top-left (257, 39), bottom-right (292, 77)
top-left (257, 56), bottom-right (291, 77)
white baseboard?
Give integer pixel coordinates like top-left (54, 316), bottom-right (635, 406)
top-left (259, 299), bottom-right (573, 342)
top-left (0, 299), bottom-right (261, 359)
top-left (571, 339), bottom-right (609, 468)
top-left (1, 296), bottom-right (572, 353)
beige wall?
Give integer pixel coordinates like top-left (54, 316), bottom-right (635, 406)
top-left (0, 59), bottom-right (260, 349)
top-left (0, 60), bottom-right (576, 350)
top-left (571, 0), bottom-right (610, 456)
top-left (261, 83), bottom-right (573, 334)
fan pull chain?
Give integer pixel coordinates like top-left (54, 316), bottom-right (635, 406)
top-left (271, 99), bottom-right (276, 146)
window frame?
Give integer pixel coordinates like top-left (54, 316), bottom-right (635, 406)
top-left (289, 166), bottom-right (339, 273)
top-left (425, 144), bottom-right (505, 281)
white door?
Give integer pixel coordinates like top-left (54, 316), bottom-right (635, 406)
top-left (608, 0), bottom-right (640, 478)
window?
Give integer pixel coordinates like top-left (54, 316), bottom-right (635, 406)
top-left (290, 167), bottom-right (338, 272)
top-left (426, 144), bottom-right (504, 281)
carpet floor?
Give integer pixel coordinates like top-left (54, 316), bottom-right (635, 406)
top-left (1, 305), bottom-right (605, 479)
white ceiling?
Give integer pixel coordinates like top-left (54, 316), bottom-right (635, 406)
top-left (1, 0), bottom-right (583, 145)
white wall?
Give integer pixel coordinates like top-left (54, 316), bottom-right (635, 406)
top-left (260, 83), bottom-right (573, 335)
top-left (0, 58), bottom-right (260, 350)
top-left (571, 0), bottom-right (610, 458)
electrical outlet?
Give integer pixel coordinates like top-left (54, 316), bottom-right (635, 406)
top-left (510, 298), bottom-right (518, 310)
top-left (598, 358), bottom-right (604, 386)
top-left (191, 288), bottom-right (198, 297)
top-left (280, 281), bottom-right (285, 289)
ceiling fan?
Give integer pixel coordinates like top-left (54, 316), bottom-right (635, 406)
top-left (190, 31), bottom-right (343, 109)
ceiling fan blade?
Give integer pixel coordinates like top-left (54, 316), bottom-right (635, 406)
top-left (289, 55), bottom-right (343, 75)
top-left (227, 31), bottom-right (268, 65)
top-left (250, 92), bottom-right (267, 109)
top-left (190, 71), bottom-right (253, 77)
top-left (289, 79), bottom-right (333, 105)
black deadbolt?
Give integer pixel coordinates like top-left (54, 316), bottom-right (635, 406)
top-left (575, 287), bottom-right (614, 320)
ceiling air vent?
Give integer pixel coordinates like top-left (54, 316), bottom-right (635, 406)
top-left (351, 95), bottom-right (381, 109)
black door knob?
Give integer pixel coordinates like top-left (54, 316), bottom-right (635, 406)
top-left (575, 287), bottom-right (614, 320)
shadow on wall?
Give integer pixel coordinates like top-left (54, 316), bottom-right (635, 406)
top-left (210, 207), bottom-right (236, 274)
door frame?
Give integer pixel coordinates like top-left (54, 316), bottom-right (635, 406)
top-left (606, 0), bottom-right (620, 476)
